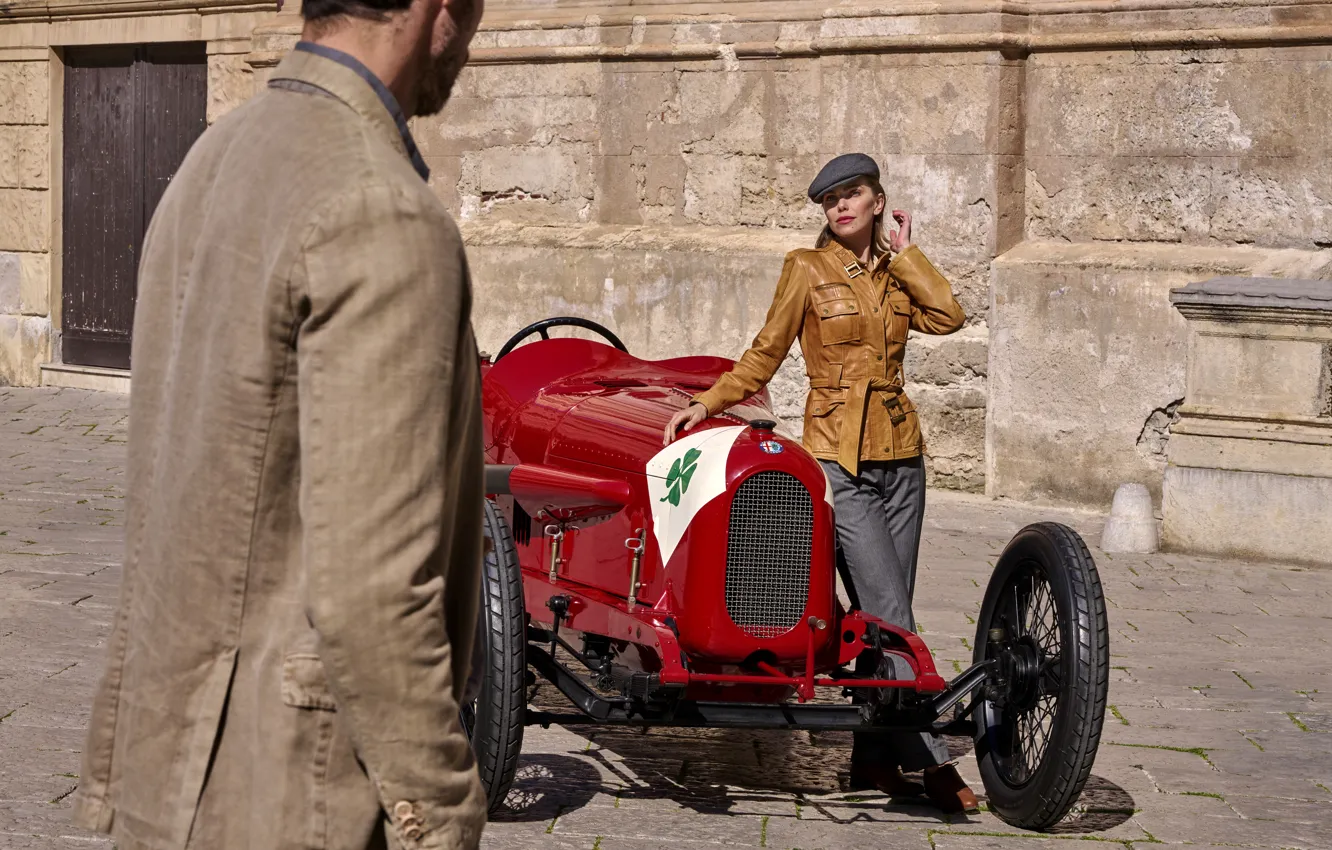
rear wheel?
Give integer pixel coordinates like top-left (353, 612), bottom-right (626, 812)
top-left (461, 499), bottom-right (527, 812)
top-left (972, 522), bottom-right (1109, 830)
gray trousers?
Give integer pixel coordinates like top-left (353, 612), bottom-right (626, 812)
top-left (820, 456), bottom-right (950, 772)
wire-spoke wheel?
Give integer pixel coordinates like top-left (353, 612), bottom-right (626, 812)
top-left (461, 499), bottom-right (527, 813)
top-left (972, 522), bottom-right (1109, 831)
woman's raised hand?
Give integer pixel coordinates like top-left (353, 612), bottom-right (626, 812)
top-left (664, 402), bottom-right (708, 445)
top-left (889, 209), bottom-right (912, 253)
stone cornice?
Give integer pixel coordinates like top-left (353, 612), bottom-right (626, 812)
top-left (244, 6), bottom-right (1332, 70)
top-left (9, 0), bottom-right (1332, 54)
top-left (458, 26), bottom-right (1332, 66)
top-left (477, 0), bottom-right (1332, 25)
top-left (462, 0), bottom-right (1332, 61)
top-left (0, 0), bottom-right (272, 22)
top-left (1172, 408), bottom-right (1332, 454)
top-left (1171, 303), bottom-right (1332, 326)
top-left (1171, 276), bottom-right (1332, 326)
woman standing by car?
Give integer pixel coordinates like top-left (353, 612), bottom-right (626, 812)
top-left (664, 153), bottom-right (978, 813)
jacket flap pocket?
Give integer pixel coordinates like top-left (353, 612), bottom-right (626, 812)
top-left (813, 281), bottom-right (854, 299)
top-left (816, 299), bottom-right (858, 319)
top-left (812, 283), bottom-right (858, 317)
top-left (810, 399), bottom-right (845, 417)
top-left (282, 653), bottom-right (338, 711)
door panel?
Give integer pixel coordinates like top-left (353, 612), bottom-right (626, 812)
top-left (62, 46), bottom-right (139, 369)
top-left (140, 43), bottom-right (207, 244)
top-left (61, 42), bottom-right (206, 370)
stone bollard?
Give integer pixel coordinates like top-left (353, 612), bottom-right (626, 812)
top-left (1100, 483), bottom-right (1159, 554)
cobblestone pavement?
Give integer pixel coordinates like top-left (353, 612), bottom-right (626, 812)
top-left (2, 386), bottom-right (1330, 850)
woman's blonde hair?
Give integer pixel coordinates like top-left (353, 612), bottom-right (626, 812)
top-left (814, 176), bottom-right (894, 257)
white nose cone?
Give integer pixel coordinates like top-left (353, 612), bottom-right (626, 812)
top-left (1100, 483), bottom-right (1159, 554)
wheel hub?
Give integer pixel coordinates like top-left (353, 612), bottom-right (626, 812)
top-left (998, 636), bottom-right (1043, 712)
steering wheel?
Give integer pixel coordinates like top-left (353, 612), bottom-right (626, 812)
top-left (492, 317), bottom-right (628, 362)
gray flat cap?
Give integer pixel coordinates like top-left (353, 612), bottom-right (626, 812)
top-left (808, 153), bottom-right (879, 201)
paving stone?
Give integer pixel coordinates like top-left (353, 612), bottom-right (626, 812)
top-left (2, 388), bottom-right (1331, 849)
top-left (0, 801), bottom-right (99, 842)
top-left (1131, 790), bottom-right (1329, 847)
top-left (928, 836), bottom-right (1063, 850)
top-left (0, 837), bottom-right (111, 850)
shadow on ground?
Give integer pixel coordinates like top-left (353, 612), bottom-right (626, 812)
top-left (492, 726), bottom-right (1134, 837)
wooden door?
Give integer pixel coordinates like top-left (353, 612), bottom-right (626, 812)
top-left (62, 42), bottom-right (206, 370)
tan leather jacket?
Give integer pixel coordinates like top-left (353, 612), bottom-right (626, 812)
top-left (692, 241), bottom-right (965, 475)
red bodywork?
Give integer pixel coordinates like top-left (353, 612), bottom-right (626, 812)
top-left (482, 339), bottom-right (946, 703)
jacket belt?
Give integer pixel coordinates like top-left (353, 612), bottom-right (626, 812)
top-left (808, 376), bottom-right (903, 476)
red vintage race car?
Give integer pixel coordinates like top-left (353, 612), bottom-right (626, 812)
top-left (467, 317), bottom-right (1110, 831)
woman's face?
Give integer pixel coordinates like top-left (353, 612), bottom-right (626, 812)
top-left (820, 179), bottom-right (885, 242)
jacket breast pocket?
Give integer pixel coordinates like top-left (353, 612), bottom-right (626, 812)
top-left (889, 303), bottom-right (912, 343)
top-left (812, 283), bottom-right (861, 345)
top-left (885, 291), bottom-right (912, 343)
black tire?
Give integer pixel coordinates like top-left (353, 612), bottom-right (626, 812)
top-left (971, 522), bottom-right (1110, 831)
top-left (461, 499), bottom-right (526, 813)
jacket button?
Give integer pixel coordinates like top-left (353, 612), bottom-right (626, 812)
top-left (876, 354), bottom-right (883, 360)
top-left (872, 307), bottom-right (879, 313)
top-left (404, 825), bottom-right (423, 841)
top-left (394, 802), bottom-right (414, 820)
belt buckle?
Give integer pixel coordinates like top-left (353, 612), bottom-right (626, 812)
top-left (882, 395), bottom-right (907, 425)
top-left (844, 261), bottom-right (864, 279)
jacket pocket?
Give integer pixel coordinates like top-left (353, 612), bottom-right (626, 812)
top-left (803, 395), bottom-right (845, 454)
top-left (889, 305), bottom-right (912, 343)
top-left (812, 283), bottom-right (861, 345)
top-left (281, 653), bottom-right (338, 711)
top-left (887, 292), bottom-right (912, 343)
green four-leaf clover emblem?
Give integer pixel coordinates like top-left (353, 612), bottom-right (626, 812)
top-left (660, 447), bottom-right (702, 507)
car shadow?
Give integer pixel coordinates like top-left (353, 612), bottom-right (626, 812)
top-left (495, 723), bottom-right (1134, 836)
top-left (497, 724), bottom-right (976, 826)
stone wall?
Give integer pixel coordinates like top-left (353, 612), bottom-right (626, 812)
top-left (993, 41), bottom-right (1332, 505)
top-left (433, 46), bottom-right (1006, 490)
top-left (0, 49), bottom-right (54, 387)
top-left (418, 0), bottom-right (1332, 500)
top-left (0, 2), bottom-right (269, 392)
top-left (4, 0), bottom-right (1332, 504)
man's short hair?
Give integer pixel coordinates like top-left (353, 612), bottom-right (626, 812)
top-left (302, 0), bottom-right (412, 24)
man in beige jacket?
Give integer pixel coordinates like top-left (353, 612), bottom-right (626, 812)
top-left (72, 0), bottom-right (488, 847)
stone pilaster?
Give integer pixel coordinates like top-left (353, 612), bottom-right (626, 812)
top-left (1163, 277), bottom-right (1332, 566)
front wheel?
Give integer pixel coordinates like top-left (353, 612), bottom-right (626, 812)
top-left (972, 522), bottom-right (1110, 831)
top-left (461, 499), bottom-right (527, 812)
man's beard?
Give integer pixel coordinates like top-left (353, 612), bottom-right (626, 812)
top-left (414, 50), bottom-right (466, 117)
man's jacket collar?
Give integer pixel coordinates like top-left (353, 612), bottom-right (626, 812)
top-left (268, 43), bottom-right (430, 181)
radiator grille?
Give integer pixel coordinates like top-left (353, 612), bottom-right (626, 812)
top-left (724, 471), bottom-right (814, 639)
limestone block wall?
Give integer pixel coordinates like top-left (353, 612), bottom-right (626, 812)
top-left (411, 10), bottom-right (1022, 492)
top-left (4, 0), bottom-right (1332, 505)
top-left (0, 50), bottom-right (54, 387)
top-left (994, 40), bottom-right (1332, 505)
top-left (413, 0), bottom-right (1332, 500)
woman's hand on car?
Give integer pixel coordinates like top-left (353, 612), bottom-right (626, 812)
top-left (889, 209), bottom-right (912, 253)
top-left (664, 402), bottom-right (708, 445)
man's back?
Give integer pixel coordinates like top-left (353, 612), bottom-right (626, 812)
top-left (74, 47), bottom-right (486, 850)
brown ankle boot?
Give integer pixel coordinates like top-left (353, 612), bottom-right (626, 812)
top-left (848, 763), bottom-right (925, 797)
top-left (923, 763), bottom-right (979, 813)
